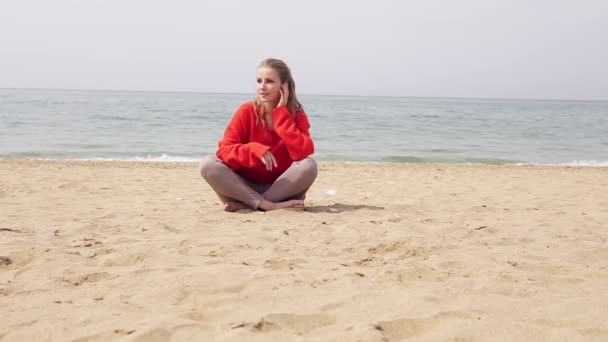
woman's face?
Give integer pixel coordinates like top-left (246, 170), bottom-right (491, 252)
top-left (257, 67), bottom-right (282, 105)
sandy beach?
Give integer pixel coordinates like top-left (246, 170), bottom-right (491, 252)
top-left (1, 160), bottom-right (607, 341)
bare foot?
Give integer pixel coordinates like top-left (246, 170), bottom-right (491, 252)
top-left (224, 201), bottom-right (251, 212)
top-left (258, 199), bottom-right (305, 211)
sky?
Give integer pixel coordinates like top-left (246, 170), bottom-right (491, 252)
top-left (1, 0), bottom-right (607, 100)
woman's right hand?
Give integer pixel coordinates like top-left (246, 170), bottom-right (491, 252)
top-left (277, 82), bottom-right (289, 108)
top-left (261, 150), bottom-right (278, 171)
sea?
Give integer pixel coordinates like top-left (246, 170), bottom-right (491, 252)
top-left (1, 88), bottom-right (607, 166)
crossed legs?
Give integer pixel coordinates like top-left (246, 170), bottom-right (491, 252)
top-left (199, 156), bottom-right (318, 211)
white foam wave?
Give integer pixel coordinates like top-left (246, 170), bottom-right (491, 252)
top-left (81, 154), bottom-right (200, 163)
top-left (515, 160), bottom-right (608, 167)
top-left (558, 160), bottom-right (608, 167)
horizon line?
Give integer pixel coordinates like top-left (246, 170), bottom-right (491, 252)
top-left (1, 86), bottom-right (607, 103)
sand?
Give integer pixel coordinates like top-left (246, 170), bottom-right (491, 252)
top-left (1, 160), bottom-right (607, 341)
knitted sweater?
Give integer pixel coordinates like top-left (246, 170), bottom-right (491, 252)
top-left (216, 102), bottom-right (314, 183)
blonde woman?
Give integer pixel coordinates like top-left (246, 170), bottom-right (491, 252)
top-left (200, 58), bottom-right (317, 212)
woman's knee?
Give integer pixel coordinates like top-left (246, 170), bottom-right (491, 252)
top-left (298, 157), bottom-right (318, 178)
top-left (199, 155), bottom-right (220, 179)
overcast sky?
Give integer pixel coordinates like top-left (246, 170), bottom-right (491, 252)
top-left (1, 0), bottom-right (606, 100)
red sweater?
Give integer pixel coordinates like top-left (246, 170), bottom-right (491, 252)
top-left (216, 102), bottom-right (315, 184)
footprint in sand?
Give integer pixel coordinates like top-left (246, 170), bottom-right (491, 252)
top-left (435, 260), bottom-right (465, 271)
top-left (103, 252), bottom-right (146, 267)
top-left (131, 325), bottom-right (212, 342)
top-left (71, 328), bottom-right (137, 342)
top-left (0, 256), bottom-right (12, 266)
top-left (157, 222), bottom-right (181, 233)
top-left (0, 283), bottom-right (11, 295)
top-left (263, 258), bottom-right (307, 271)
top-left (374, 317), bottom-right (436, 340)
top-left (381, 266), bottom-right (451, 285)
top-left (68, 237), bottom-right (103, 248)
top-left (183, 311), bottom-right (206, 321)
top-left (2, 251), bottom-right (35, 268)
top-left (60, 272), bottom-right (115, 287)
top-left (245, 313), bottom-right (335, 335)
top-left (366, 239), bottom-right (429, 256)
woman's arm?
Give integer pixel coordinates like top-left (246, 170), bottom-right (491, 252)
top-left (271, 106), bottom-right (315, 160)
top-left (217, 105), bottom-right (270, 170)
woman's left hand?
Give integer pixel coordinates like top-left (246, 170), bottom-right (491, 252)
top-left (277, 83), bottom-right (288, 108)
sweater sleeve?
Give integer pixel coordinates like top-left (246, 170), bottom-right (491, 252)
top-left (271, 106), bottom-right (315, 160)
top-left (216, 105), bottom-right (270, 170)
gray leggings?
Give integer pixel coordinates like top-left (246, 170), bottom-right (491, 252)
top-left (199, 156), bottom-right (318, 210)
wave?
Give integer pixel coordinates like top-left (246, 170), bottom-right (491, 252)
top-left (556, 160), bottom-right (608, 167)
top-left (2, 153), bottom-right (607, 167)
top-left (380, 155), bottom-right (517, 164)
top-left (83, 154), bottom-right (200, 163)
top-left (88, 115), bottom-right (136, 121)
top-left (0, 153), bottom-right (200, 163)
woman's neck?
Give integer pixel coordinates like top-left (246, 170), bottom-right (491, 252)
top-left (263, 102), bottom-right (277, 115)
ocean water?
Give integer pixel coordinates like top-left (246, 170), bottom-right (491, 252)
top-left (1, 88), bottom-right (607, 166)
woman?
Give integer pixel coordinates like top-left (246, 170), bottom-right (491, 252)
top-left (200, 58), bottom-right (318, 212)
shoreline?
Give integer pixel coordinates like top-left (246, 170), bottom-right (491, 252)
top-left (1, 158), bottom-right (607, 168)
top-left (1, 160), bottom-right (607, 340)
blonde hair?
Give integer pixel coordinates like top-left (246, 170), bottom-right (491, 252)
top-left (253, 58), bottom-right (303, 122)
